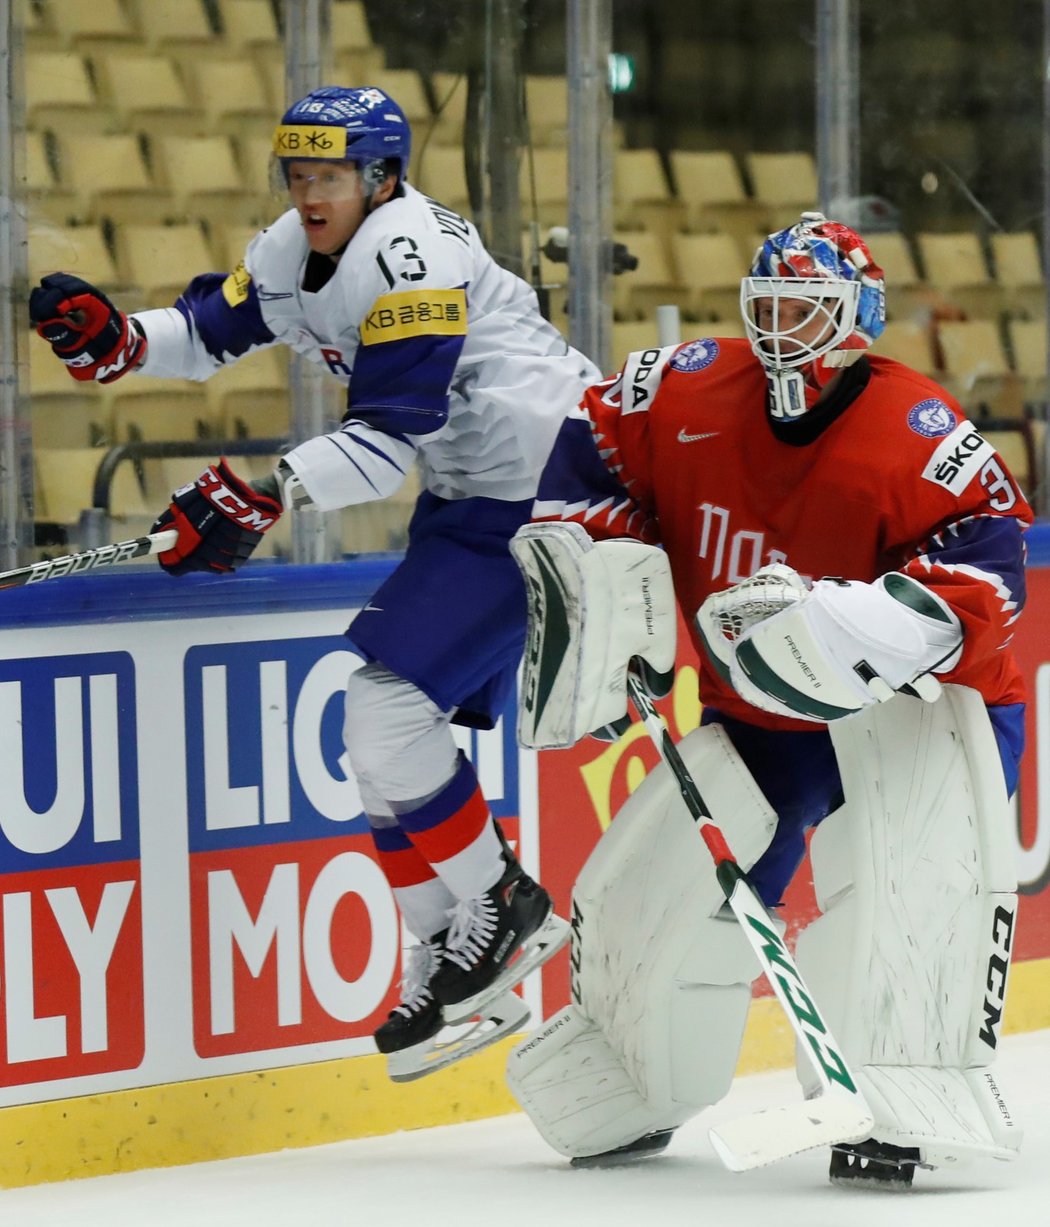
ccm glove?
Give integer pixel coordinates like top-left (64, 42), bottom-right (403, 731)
top-left (29, 272), bottom-right (146, 383)
top-left (152, 459), bottom-right (283, 576)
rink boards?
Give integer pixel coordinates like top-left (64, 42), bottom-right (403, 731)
top-left (1, 552), bottom-right (1049, 1186)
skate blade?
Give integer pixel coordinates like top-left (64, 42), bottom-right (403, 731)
top-left (386, 991), bottom-right (531, 1083)
top-left (443, 912), bottom-right (570, 1025)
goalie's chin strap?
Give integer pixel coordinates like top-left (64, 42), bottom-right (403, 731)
top-left (766, 355), bottom-right (871, 445)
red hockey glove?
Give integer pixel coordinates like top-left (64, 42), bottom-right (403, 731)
top-left (151, 459), bottom-right (283, 576)
top-left (29, 272), bottom-right (147, 384)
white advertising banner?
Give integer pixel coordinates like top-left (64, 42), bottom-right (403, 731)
top-left (0, 573), bottom-right (537, 1109)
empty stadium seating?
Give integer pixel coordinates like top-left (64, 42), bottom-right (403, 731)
top-left (937, 318), bottom-right (1021, 418)
top-left (19, 1), bottom-right (1050, 549)
top-left (917, 231), bottom-right (1002, 318)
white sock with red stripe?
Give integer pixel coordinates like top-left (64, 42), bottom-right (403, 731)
top-left (397, 752), bottom-right (505, 900)
top-left (370, 819), bottom-right (458, 938)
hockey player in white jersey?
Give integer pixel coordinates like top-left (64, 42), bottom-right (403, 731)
top-left (30, 85), bottom-right (592, 1080)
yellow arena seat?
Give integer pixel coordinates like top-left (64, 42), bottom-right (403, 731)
top-left (217, 0), bottom-right (281, 54)
top-left (612, 230), bottom-right (687, 320)
top-left (429, 72), bottom-right (467, 147)
top-left (26, 51), bottom-right (113, 133)
top-left (669, 149), bottom-right (764, 246)
top-left (745, 151), bottom-right (819, 229)
top-left (35, 447), bottom-right (151, 535)
top-left (26, 129), bottom-right (78, 225)
top-left (520, 147), bottom-right (568, 227)
top-left (614, 148), bottom-right (678, 235)
top-left (525, 75), bottom-right (568, 147)
top-left (54, 133), bottom-right (169, 225)
top-left (671, 231), bottom-right (748, 321)
top-left (331, 0), bottom-right (376, 52)
top-left (187, 58), bottom-right (275, 140)
top-left (611, 319), bottom-right (663, 360)
top-left (46, 0), bottom-right (142, 52)
top-left (96, 53), bottom-right (204, 137)
top-left (152, 135), bottom-right (267, 226)
top-left (1007, 318), bottom-right (1048, 405)
top-left (212, 222), bottom-right (266, 272)
top-left (991, 231), bottom-right (1046, 319)
top-left (29, 222), bottom-right (123, 293)
top-left (113, 222), bottom-right (217, 308)
top-left (917, 231), bottom-right (1001, 318)
top-left (871, 231), bottom-right (931, 322)
top-left (129, 0), bottom-right (215, 52)
top-left (875, 320), bottom-right (938, 377)
top-left (937, 318), bottom-right (1019, 418)
top-left (413, 146), bottom-right (472, 218)
top-left (206, 348), bottom-right (290, 440)
top-left (29, 332), bottom-right (112, 450)
top-left (104, 375), bottom-right (215, 444)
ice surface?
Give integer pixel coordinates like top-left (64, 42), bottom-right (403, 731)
top-left (6, 1029), bottom-right (1048, 1227)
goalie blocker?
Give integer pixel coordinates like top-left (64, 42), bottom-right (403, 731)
top-left (509, 521), bottom-right (677, 748)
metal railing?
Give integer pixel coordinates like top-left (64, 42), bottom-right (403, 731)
top-left (73, 437), bottom-right (289, 550)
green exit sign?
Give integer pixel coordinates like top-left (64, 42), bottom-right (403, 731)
top-left (608, 53), bottom-right (635, 93)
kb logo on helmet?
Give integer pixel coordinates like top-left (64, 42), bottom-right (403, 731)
top-left (272, 125), bottom-right (347, 159)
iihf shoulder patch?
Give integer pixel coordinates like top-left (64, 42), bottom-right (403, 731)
top-left (670, 338), bottom-right (719, 372)
top-left (907, 398), bottom-right (957, 438)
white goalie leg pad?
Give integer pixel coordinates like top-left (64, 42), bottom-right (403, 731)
top-left (506, 724), bottom-right (777, 1158)
top-left (509, 521), bottom-right (676, 749)
top-left (794, 685), bottom-right (1022, 1167)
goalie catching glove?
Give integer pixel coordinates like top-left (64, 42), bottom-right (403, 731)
top-left (152, 459), bottom-right (283, 576)
top-left (696, 563), bottom-right (963, 722)
top-left (510, 521), bottom-right (677, 748)
top-left (29, 273), bottom-right (146, 384)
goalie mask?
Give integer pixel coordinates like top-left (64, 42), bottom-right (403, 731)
top-left (271, 85), bottom-right (411, 201)
top-left (741, 211), bottom-right (886, 420)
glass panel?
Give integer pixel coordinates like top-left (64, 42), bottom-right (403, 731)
top-left (15, 0), bottom-right (1048, 562)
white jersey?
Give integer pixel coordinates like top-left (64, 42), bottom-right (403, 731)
top-left (133, 185), bottom-right (599, 508)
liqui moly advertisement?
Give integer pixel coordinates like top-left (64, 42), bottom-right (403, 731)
top-left (0, 585), bottom-right (531, 1108)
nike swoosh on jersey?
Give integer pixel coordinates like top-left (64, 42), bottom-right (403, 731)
top-left (677, 428), bottom-right (720, 443)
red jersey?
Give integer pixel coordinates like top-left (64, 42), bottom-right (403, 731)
top-left (534, 337), bottom-right (1032, 731)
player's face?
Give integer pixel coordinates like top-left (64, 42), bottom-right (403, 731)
top-left (286, 161), bottom-right (369, 256)
top-left (754, 295), bottom-right (837, 356)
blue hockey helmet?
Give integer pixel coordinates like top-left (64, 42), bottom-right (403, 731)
top-left (740, 211), bottom-right (887, 419)
top-left (272, 85), bottom-right (411, 186)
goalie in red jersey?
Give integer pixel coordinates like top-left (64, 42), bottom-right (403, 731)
top-left (507, 212), bottom-right (1030, 1188)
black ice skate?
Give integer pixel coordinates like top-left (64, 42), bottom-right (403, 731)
top-left (570, 1129), bottom-right (676, 1169)
top-left (374, 937), bottom-right (445, 1077)
top-left (431, 853), bottom-right (570, 1025)
top-left (829, 1138), bottom-right (924, 1191)
top-left (376, 936), bottom-right (532, 1083)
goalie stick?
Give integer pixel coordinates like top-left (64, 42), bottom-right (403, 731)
top-left (0, 530), bottom-right (178, 589)
top-left (626, 672), bottom-right (875, 1171)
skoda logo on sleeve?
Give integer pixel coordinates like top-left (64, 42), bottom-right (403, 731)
top-left (907, 398), bottom-right (958, 438)
top-left (670, 339), bottom-right (719, 372)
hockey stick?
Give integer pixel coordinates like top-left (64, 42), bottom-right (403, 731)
top-left (626, 673), bottom-right (875, 1172)
top-left (0, 530), bottom-right (177, 589)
